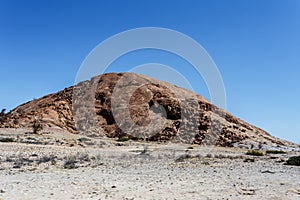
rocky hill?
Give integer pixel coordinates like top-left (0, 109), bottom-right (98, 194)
top-left (0, 72), bottom-right (298, 149)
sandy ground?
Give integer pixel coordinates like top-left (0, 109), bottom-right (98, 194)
top-left (0, 128), bottom-right (300, 200)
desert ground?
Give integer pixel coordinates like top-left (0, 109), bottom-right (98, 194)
top-left (0, 128), bottom-right (300, 200)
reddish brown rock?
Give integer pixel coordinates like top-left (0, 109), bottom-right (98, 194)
top-left (0, 72), bottom-right (298, 149)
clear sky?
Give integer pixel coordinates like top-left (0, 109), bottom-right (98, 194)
top-left (1, 0), bottom-right (299, 143)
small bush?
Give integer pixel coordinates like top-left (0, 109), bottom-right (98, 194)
top-left (78, 137), bottom-right (91, 142)
top-left (0, 108), bottom-right (6, 123)
top-left (175, 154), bottom-right (192, 162)
top-left (266, 150), bottom-right (287, 154)
top-left (0, 137), bottom-right (15, 142)
top-left (214, 154), bottom-right (227, 159)
top-left (286, 156), bottom-right (300, 166)
top-left (77, 153), bottom-right (90, 162)
top-left (63, 156), bottom-right (77, 169)
top-left (32, 118), bottom-right (43, 134)
top-left (37, 155), bottom-right (57, 165)
top-left (246, 150), bottom-right (264, 156)
top-left (117, 137), bottom-right (129, 142)
top-left (12, 155), bottom-right (33, 168)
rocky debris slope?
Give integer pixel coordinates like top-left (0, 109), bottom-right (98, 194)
top-left (0, 72), bottom-right (298, 149)
top-left (0, 87), bottom-right (75, 133)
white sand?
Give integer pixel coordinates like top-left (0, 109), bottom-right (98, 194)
top-left (0, 128), bottom-right (300, 200)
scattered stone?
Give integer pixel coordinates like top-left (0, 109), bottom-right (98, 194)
top-left (261, 170), bottom-right (275, 174)
top-left (244, 158), bottom-right (255, 162)
top-left (239, 188), bottom-right (256, 195)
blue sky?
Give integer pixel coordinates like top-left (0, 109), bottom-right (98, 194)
top-left (0, 0), bottom-right (299, 143)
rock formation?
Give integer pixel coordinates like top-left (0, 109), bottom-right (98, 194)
top-left (0, 72), bottom-right (298, 149)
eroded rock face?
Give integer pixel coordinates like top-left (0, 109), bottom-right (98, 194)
top-left (0, 72), bottom-right (297, 148)
top-left (0, 87), bottom-right (76, 133)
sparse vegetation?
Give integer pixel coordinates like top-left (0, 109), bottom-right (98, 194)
top-left (175, 154), bottom-right (192, 162)
top-left (12, 155), bottom-right (33, 169)
top-left (140, 145), bottom-right (149, 155)
top-left (63, 155), bottom-right (77, 169)
top-left (77, 153), bottom-right (91, 162)
top-left (0, 108), bottom-right (6, 124)
top-left (0, 137), bottom-right (15, 142)
top-left (214, 154), bottom-right (227, 159)
top-left (0, 108), bottom-right (5, 115)
top-left (32, 117), bottom-right (43, 134)
top-left (285, 156), bottom-right (300, 166)
top-left (0, 108), bottom-right (5, 118)
top-left (62, 153), bottom-right (92, 169)
top-left (266, 150), bottom-right (287, 154)
top-left (1, 152), bottom-right (104, 170)
top-left (117, 137), bottom-right (130, 142)
top-left (246, 150), bottom-right (264, 156)
top-left (78, 137), bottom-right (91, 143)
top-left (37, 155), bottom-right (57, 165)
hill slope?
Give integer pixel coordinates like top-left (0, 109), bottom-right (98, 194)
top-left (0, 72), bottom-right (297, 149)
